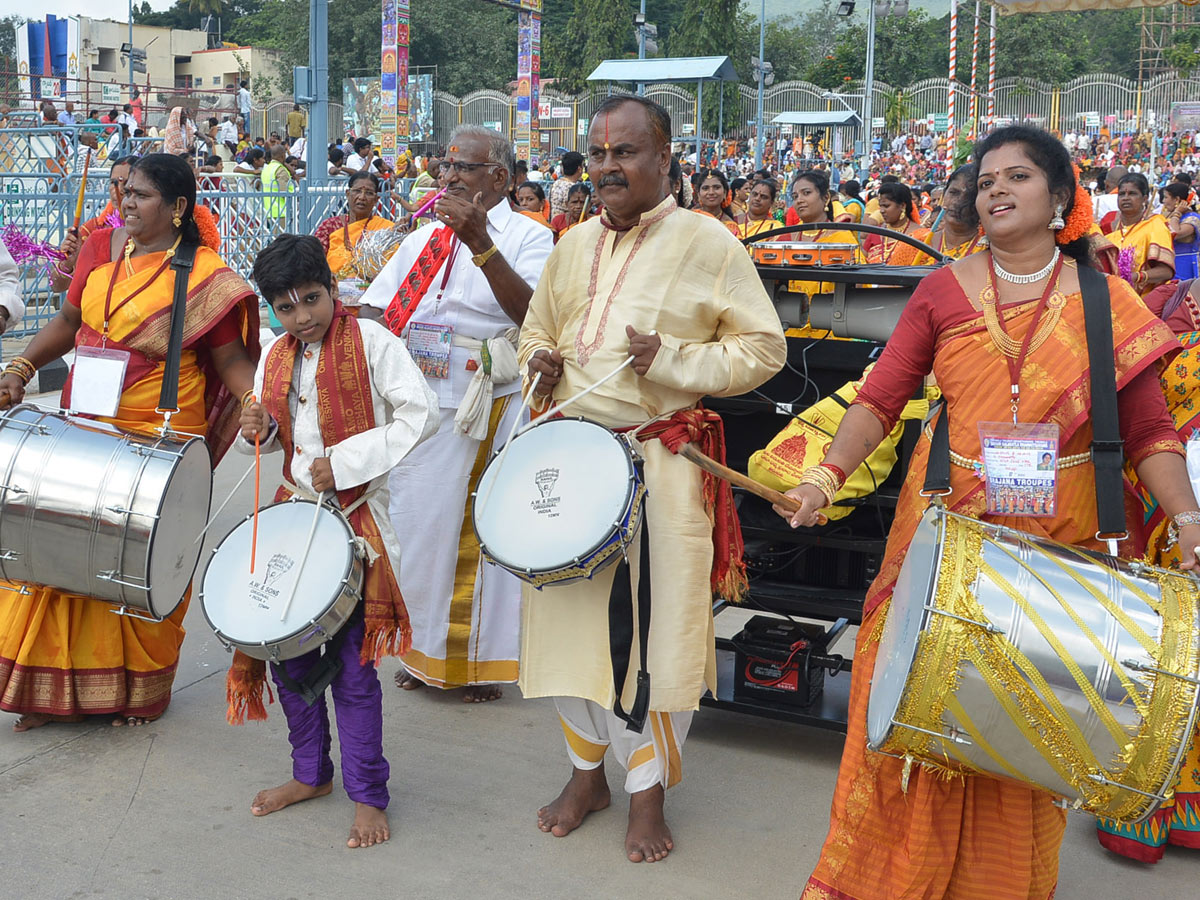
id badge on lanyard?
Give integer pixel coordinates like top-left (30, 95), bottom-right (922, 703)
top-left (978, 421), bottom-right (1060, 517)
top-left (70, 345), bottom-right (130, 417)
top-left (407, 321), bottom-right (453, 379)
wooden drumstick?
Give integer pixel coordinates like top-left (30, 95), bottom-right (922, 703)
top-left (279, 491), bottom-right (326, 622)
top-left (251, 400), bottom-right (261, 574)
top-left (677, 444), bottom-right (802, 512)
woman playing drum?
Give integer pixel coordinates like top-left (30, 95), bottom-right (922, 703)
top-left (778, 126), bottom-right (1200, 899)
top-left (0, 153), bottom-right (260, 731)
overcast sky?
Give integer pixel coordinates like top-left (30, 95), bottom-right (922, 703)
top-left (0, 3), bottom-right (178, 22)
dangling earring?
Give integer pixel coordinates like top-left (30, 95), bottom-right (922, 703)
top-left (172, 214), bottom-right (182, 228)
top-left (1049, 203), bottom-right (1065, 231)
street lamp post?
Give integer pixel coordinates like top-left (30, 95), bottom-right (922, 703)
top-left (128, 0), bottom-right (135, 99)
top-left (754, 0), bottom-right (766, 169)
top-left (862, 0), bottom-right (876, 176)
top-left (308, 0), bottom-right (329, 187)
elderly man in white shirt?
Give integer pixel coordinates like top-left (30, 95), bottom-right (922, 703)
top-left (358, 124), bottom-right (552, 702)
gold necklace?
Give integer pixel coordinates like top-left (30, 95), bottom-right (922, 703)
top-left (124, 234), bottom-right (183, 277)
top-left (980, 263), bottom-right (1065, 359)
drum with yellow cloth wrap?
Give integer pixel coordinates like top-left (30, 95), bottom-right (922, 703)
top-left (868, 504), bottom-right (1200, 824)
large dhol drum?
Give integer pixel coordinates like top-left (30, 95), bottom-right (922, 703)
top-left (0, 403), bottom-right (212, 619)
top-left (868, 505), bottom-right (1200, 824)
top-left (472, 417), bottom-right (645, 587)
top-left (200, 498), bottom-right (363, 661)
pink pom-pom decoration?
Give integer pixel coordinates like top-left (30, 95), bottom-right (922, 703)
top-left (0, 224), bottom-right (66, 272)
top-left (1117, 245), bottom-right (1135, 286)
top-left (104, 211), bottom-right (123, 229)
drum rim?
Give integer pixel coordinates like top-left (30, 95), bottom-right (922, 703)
top-left (142, 435), bottom-right (213, 619)
top-left (200, 498), bottom-right (361, 647)
top-left (471, 416), bottom-right (641, 576)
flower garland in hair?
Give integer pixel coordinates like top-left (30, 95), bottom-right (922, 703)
top-left (1056, 165), bottom-right (1094, 246)
top-left (193, 204), bottom-right (221, 251)
top-left (0, 225), bottom-right (65, 271)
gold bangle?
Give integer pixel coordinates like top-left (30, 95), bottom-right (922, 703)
top-left (240, 389), bottom-right (256, 408)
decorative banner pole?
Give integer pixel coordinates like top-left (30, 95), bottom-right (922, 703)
top-left (948, 1), bottom-right (958, 144)
top-left (514, 1), bottom-right (543, 167)
top-left (379, 0), bottom-right (409, 170)
top-left (969, 0), bottom-right (980, 139)
top-left (987, 3), bottom-right (997, 131)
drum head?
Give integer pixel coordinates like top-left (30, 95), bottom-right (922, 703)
top-left (146, 438), bottom-right (213, 618)
top-left (473, 418), bottom-right (635, 574)
top-left (201, 501), bottom-right (356, 646)
top-left (866, 505), bottom-right (943, 748)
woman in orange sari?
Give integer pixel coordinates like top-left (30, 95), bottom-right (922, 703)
top-left (776, 127), bottom-right (1200, 899)
top-left (861, 181), bottom-right (932, 266)
top-left (734, 178), bottom-right (779, 243)
top-left (691, 168), bottom-right (739, 235)
top-left (314, 171), bottom-right (399, 305)
top-left (785, 169), bottom-right (861, 301)
top-left (50, 156), bottom-right (135, 294)
top-left (0, 153), bottom-right (259, 731)
top-left (912, 164), bottom-right (988, 266)
top-left (1101, 172), bottom-right (1174, 295)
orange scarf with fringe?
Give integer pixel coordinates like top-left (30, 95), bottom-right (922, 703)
top-left (225, 306), bottom-right (411, 724)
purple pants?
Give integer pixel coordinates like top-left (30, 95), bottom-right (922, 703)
top-left (270, 613), bottom-right (389, 809)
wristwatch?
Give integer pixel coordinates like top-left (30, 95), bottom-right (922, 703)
top-left (472, 244), bottom-right (499, 267)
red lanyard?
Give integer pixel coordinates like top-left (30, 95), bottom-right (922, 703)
top-left (435, 235), bottom-right (461, 300)
top-left (986, 252), bottom-right (1065, 423)
top-left (101, 242), bottom-right (172, 342)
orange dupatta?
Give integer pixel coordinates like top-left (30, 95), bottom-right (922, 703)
top-left (224, 306), bottom-right (412, 724)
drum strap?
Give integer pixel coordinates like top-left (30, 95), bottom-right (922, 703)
top-left (158, 242), bottom-right (198, 415)
top-left (922, 400), bottom-right (952, 495)
top-left (609, 506), bottom-right (652, 734)
top-left (1079, 265), bottom-right (1126, 539)
top-left (269, 604), bottom-right (362, 707)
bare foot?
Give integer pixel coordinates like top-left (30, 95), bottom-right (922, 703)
top-left (347, 803), bottom-right (389, 848)
top-left (250, 779), bottom-right (333, 816)
top-left (626, 784), bottom-right (672, 862)
top-left (12, 713), bottom-right (84, 732)
top-left (463, 684), bottom-right (502, 703)
top-left (394, 670), bottom-right (424, 690)
top-left (537, 765), bottom-right (611, 837)
top-left (112, 713), bottom-right (163, 727)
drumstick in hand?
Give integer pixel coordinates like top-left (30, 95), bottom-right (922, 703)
top-left (251, 402), bottom-right (261, 574)
top-left (677, 443), bottom-right (827, 524)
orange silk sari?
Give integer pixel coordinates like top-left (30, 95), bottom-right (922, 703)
top-left (0, 246), bottom-right (257, 722)
top-left (802, 268), bottom-right (1179, 900)
top-left (325, 215), bottom-right (395, 279)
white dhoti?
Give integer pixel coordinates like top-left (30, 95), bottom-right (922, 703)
top-left (389, 395), bottom-right (524, 687)
top-left (556, 697), bottom-right (693, 794)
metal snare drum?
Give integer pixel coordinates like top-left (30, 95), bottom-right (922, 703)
top-left (0, 403), bottom-right (212, 620)
top-left (472, 417), bottom-right (645, 588)
top-left (200, 498), bottom-right (363, 661)
top-left (868, 505), bottom-right (1200, 824)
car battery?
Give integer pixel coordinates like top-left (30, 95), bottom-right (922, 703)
top-left (732, 615), bottom-right (828, 709)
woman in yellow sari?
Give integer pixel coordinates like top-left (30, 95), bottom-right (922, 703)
top-left (912, 164), bottom-right (988, 266)
top-left (786, 169), bottom-right (861, 300)
top-left (1101, 172), bottom-right (1174, 295)
top-left (734, 178), bottom-right (779, 243)
top-left (777, 127), bottom-right (1200, 899)
top-left (0, 153), bottom-right (259, 731)
top-left (314, 171), bottom-right (398, 304)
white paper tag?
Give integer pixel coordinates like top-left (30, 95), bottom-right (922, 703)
top-left (70, 346), bottom-right (130, 417)
top-left (406, 321), bottom-right (453, 379)
top-left (978, 421), bottom-right (1060, 518)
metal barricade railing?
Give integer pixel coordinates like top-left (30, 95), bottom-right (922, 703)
top-left (0, 171), bottom-right (417, 353)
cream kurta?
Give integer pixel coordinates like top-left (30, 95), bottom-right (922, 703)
top-left (516, 197), bottom-right (787, 712)
top-left (237, 318), bottom-right (439, 579)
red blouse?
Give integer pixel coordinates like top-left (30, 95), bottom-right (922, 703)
top-left (855, 266), bottom-right (1180, 466)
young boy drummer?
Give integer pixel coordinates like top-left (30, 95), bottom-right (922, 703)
top-left (229, 234), bottom-right (438, 848)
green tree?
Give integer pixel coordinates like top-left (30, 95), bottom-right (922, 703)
top-left (188, 0), bottom-right (224, 15)
top-left (670, 0), bottom-right (756, 132)
top-left (543, 0), bottom-right (636, 94)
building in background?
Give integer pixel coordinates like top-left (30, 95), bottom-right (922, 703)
top-left (13, 15), bottom-right (287, 128)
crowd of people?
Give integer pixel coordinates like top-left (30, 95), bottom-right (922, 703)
top-left (2, 93), bottom-right (1200, 897)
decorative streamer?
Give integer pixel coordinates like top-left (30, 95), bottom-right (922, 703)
top-left (987, 4), bottom-right (997, 131)
top-left (948, 1), bottom-right (958, 144)
top-left (969, 0), bottom-right (980, 139)
top-left (1, 224), bottom-right (65, 271)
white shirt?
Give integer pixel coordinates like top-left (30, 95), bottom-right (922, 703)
top-left (217, 120), bottom-right (238, 145)
top-left (239, 319), bottom-right (438, 570)
top-left (237, 87), bottom-right (252, 114)
top-left (290, 137), bottom-right (307, 159)
top-left (116, 111), bottom-right (136, 131)
top-left (360, 198), bottom-right (553, 409)
top-left (0, 240), bottom-right (25, 326)
top-left (346, 152), bottom-right (368, 171)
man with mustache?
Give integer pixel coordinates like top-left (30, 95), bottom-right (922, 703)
top-left (518, 96), bottom-right (787, 863)
top-left (359, 125), bottom-right (552, 703)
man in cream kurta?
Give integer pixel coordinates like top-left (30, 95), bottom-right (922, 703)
top-left (358, 125), bottom-right (552, 701)
top-left (520, 96), bottom-right (786, 863)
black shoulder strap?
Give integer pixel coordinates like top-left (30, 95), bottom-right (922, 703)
top-left (922, 399), bottom-right (951, 496)
top-left (610, 502), bottom-right (651, 734)
top-left (1078, 265), bottom-right (1127, 539)
top-left (158, 242), bottom-right (198, 415)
